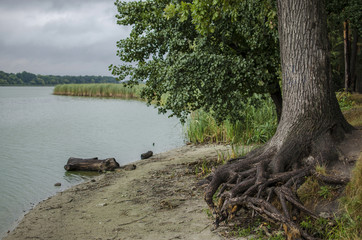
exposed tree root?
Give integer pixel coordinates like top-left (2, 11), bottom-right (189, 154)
top-left (203, 134), bottom-right (352, 240)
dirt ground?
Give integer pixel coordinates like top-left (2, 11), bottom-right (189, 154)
top-left (4, 144), bottom-right (234, 240)
top-left (4, 130), bottom-right (361, 240)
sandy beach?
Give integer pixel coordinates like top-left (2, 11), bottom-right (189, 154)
top-left (4, 144), bottom-right (234, 240)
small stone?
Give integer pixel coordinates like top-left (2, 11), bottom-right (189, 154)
top-left (54, 182), bottom-right (61, 187)
top-left (96, 203), bottom-right (108, 207)
top-left (91, 179), bottom-right (96, 182)
top-left (319, 212), bottom-right (332, 218)
top-left (124, 164), bottom-right (136, 171)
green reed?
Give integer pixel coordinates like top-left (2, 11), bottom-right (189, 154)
top-left (186, 96), bottom-right (277, 145)
top-left (53, 83), bottom-right (145, 99)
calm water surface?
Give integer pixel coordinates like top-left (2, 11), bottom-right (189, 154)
top-left (0, 87), bottom-right (185, 238)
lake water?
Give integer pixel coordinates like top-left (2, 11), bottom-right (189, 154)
top-left (0, 87), bottom-right (185, 238)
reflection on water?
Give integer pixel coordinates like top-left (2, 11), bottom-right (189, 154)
top-left (0, 86), bottom-right (185, 238)
top-left (63, 171), bottom-right (100, 183)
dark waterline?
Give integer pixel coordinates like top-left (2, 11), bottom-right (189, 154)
top-left (0, 87), bottom-right (185, 238)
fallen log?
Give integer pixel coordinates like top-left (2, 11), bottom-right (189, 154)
top-left (64, 157), bottom-right (120, 171)
top-left (141, 151), bottom-right (153, 159)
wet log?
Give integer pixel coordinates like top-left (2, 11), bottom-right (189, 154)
top-left (64, 157), bottom-right (120, 171)
top-left (141, 151), bottom-right (153, 159)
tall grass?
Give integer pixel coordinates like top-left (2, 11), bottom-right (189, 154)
top-left (186, 92), bottom-right (362, 145)
top-left (186, 96), bottom-right (277, 145)
top-left (53, 83), bottom-right (144, 99)
top-left (333, 153), bottom-right (362, 239)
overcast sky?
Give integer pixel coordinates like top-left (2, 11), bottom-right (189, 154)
top-left (0, 0), bottom-right (131, 76)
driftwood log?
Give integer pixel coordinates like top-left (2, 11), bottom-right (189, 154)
top-left (141, 151), bottom-right (153, 159)
top-left (64, 157), bottom-right (120, 171)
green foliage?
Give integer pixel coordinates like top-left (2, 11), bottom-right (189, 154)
top-left (300, 214), bottom-right (361, 240)
top-left (300, 216), bottom-right (335, 239)
top-left (236, 225), bottom-right (252, 237)
top-left (186, 95), bottom-right (277, 144)
top-left (326, 0), bottom-right (362, 89)
top-left (330, 213), bottom-right (361, 240)
top-left (0, 70), bottom-right (116, 86)
top-left (318, 186), bottom-right (333, 199)
top-left (336, 91), bottom-right (355, 111)
top-left (326, 0), bottom-right (362, 36)
top-left (186, 91), bottom-right (358, 145)
top-left (111, 0), bottom-right (280, 124)
top-left (231, 219), bottom-right (285, 239)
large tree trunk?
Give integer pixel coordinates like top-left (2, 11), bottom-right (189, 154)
top-left (204, 0), bottom-right (354, 239)
top-left (270, 0), bottom-right (352, 172)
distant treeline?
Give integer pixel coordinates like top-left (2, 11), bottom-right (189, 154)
top-left (0, 70), bottom-right (117, 86)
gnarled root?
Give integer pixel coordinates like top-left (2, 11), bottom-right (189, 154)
top-left (204, 146), bottom-right (350, 239)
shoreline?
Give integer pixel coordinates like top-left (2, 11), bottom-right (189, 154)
top-left (3, 144), bottom-right (233, 240)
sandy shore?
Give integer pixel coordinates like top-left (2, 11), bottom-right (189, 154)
top-left (5, 130), bottom-right (361, 240)
top-left (4, 144), bottom-right (234, 240)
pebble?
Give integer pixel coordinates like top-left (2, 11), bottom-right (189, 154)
top-left (124, 164), bottom-right (136, 171)
top-left (96, 203), bottom-right (108, 207)
top-left (319, 212), bottom-right (332, 218)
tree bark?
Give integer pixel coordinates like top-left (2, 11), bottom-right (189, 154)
top-left (344, 20), bottom-right (351, 92)
top-left (269, 82), bottom-right (283, 123)
top-left (270, 0), bottom-right (352, 172)
top-left (64, 157), bottom-right (120, 171)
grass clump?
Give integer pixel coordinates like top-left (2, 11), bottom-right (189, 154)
top-left (186, 95), bottom-right (277, 145)
top-left (297, 165), bottom-right (340, 205)
top-left (53, 83), bottom-right (145, 99)
top-left (334, 153), bottom-right (362, 239)
top-left (336, 91), bottom-right (355, 111)
top-left (296, 154), bottom-right (362, 239)
top-left (228, 217), bottom-right (285, 239)
top-left (340, 92), bottom-right (362, 127)
top-left (186, 92), bottom-right (362, 146)
top-left (193, 145), bottom-right (253, 178)
top-left (297, 176), bottom-right (321, 204)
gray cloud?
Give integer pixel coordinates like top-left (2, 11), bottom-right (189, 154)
top-left (0, 0), bottom-right (131, 76)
